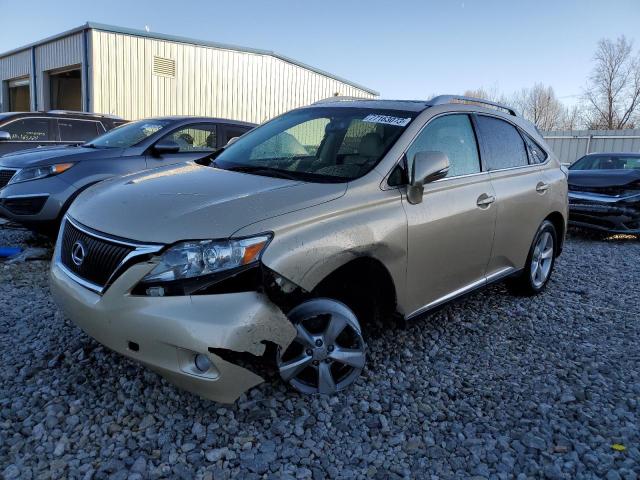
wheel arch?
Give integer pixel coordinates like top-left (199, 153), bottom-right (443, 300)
top-left (310, 255), bottom-right (399, 328)
top-left (544, 211), bottom-right (566, 255)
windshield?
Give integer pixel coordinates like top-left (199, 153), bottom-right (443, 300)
top-left (86, 119), bottom-right (173, 148)
top-left (570, 155), bottom-right (640, 170)
top-left (214, 107), bottom-right (416, 182)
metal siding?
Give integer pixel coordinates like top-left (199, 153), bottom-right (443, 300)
top-left (35, 32), bottom-right (84, 109)
top-left (0, 50), bottom-right (32, 111)
top-left (544, 129), bottom-right (640, 163)
top-left (90, 30), bottom-right (375, 122)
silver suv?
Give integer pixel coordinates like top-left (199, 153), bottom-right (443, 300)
top-left (51, 96), bottom-right (568, 403)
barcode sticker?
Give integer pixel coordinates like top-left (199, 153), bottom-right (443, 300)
top-left (362, 114), bottom-right (411, 127)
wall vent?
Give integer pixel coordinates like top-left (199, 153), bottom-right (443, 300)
top-left (152, 56), bottom-right (176, 77)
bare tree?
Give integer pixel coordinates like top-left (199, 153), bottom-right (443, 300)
top-left (463, 86), bottom-right (505, 103)
top-left (559, 104), bottom-right (584, 131)
top-left (511, 84), bottom-right (564, 131)
top-left (584, 36), bottom-right (640, 129)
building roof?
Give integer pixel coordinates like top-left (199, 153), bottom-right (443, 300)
top-left (0, 22), bottom-right (379, 96)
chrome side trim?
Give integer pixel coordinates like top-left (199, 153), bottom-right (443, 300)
top-left (55, 216), bottom-right (164, 295)
top-left (4, 193), bottom-right (49, 199)
top-left (407, 267), bottom-right (516, 320)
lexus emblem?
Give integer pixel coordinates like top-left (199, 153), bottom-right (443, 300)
top-left (71, 241), bottom-right (87, 267)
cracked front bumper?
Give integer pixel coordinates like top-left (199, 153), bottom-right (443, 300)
top-left (568, 191), bottom-right (640, 234)
top-left (50, 259), bottom-right (296, 404)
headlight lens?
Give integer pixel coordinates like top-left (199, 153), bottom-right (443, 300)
top-left (9, 163), bottom-right (74, 184)
top-left (141, 234), bottom-right (271, 283)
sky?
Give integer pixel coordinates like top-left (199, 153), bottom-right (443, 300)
top-left (1, 0), bottom-right (639, 105)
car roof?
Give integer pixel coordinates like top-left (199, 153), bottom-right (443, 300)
top-left (0, 111), bottom-right (123, 121)
top-left (303, 99), bottom-right (430, 113)
top-left (138, 116), bottom-right (257, 127)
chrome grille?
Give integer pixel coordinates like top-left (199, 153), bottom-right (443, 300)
top-left (58, 218), bottom-right (163, 293)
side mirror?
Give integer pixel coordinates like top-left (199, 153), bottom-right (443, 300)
top-left (225, 136), bottom-right (239, 147)
top-left (153, 140), bottom-right (180, 155)
top-left (0, 131), bottom-right (11, 142)
top-left (407, 151), bottom-right (450, 204)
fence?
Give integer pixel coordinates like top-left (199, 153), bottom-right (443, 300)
top-left (543, 129), bottom-right (640, 164)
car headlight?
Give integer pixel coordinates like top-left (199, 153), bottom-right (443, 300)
top-left (8, 163), bottom-right (75, 184)
top-left (141, 234), bottom-right (272, 284)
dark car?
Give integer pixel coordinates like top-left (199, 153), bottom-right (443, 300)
top-left (0, 116), bottom-right (255, 234)
top-left (0, 111), bottom-right (127, 156)
top-left (568, 153), bottom-right (640, 234)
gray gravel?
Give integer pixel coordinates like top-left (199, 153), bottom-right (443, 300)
top-left (1, 227), bottom-right (639, 479)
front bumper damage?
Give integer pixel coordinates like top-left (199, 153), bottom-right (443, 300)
top-left (568, 191), bottom-right (640, 234)
top-left (50, 259), bottom-right (297, 404)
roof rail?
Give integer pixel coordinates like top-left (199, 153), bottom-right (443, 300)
top-left (427, 95), bottom-right (519, 117)
top-left (47, 110), bottom-right (124, 120)
top-left (312, 96), bottom-right (374, 105)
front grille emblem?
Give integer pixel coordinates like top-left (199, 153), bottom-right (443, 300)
top-left (71, 241), bottom-right (87, 267)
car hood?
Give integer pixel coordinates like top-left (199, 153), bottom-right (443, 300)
top-left (68, 164), bottom-right (347, 243)
top-left (568, 169), bottom-right (640, 188)
top-left (0, 146), bottom-right (123, 168)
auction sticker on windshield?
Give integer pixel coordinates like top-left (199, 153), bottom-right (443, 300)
top-left (362, 114), bottom-right (411, 127)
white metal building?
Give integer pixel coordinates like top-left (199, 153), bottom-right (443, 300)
top-left (0, 22), bottom-right (378, 123)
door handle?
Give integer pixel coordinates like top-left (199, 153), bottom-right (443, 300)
top-left (476, 194), bottom-right (496, 208)
top-left (536, 182), bottom-right (550, 193)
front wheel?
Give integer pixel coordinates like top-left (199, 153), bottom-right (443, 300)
top-left (508, 220), bottom-right (557, 296)
top-left (277, 298), bottom-right (366, 395)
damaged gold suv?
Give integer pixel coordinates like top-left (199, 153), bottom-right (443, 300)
top-left (50, 96), bottom-right (568, 403)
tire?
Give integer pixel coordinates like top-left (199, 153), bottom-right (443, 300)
top-left (276, 298), bottom-right (366, 395)
top-left (508, 220), bottom-right (557, 296)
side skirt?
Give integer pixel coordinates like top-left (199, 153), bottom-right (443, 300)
top-left (404, 267), bottom-right (523, 324)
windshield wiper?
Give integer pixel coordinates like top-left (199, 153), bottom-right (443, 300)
top-left (225, 165), bottom-right (301, 181)
top-left (83, 143), bottom-right (96, 149)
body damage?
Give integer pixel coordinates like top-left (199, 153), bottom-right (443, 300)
top-left (568, 169), bottom-right (640, 233)
top-left (235, 177), bottom-right (409, 314)
top-left (50, 250), bottom-right (296, 404)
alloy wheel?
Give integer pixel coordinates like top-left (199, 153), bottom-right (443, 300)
top-left (530, 230), bottom-right (554, 288)
top-left (277, 299), bottom-right (366, 395)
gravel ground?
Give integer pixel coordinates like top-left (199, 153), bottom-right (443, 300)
top-left (1, 227), bottom-right (639, 480)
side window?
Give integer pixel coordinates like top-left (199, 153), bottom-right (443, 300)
top-left (522, 133), bottom-right (548, 164)
top-left (406, 114), bottom-right (481, 178)
top-left (2, 118), bottom-right (54, 142)
top-left (163, 124), bottom-right (218, 153)
top-left (475, 116), bottom-right (529, 170)
top-left (58, 120), bottom-right (101, 142)
top-left (223, 126), bottom-right (251, 147)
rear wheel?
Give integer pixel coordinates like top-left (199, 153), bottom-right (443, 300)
top-left (277, 298), bottom-right (366, 395)
top-left (508, 220), bottom-right (557, 296)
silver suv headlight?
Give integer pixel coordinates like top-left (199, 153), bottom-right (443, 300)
top-left (141, 234), bottom-right (272, 283)
top-left (8, 163), bottom-right (75, 184)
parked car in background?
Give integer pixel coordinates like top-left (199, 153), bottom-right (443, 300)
top-left (0, 111), bottom-right (126, 156)
top-left (568, 153), bottom-right (640, 234)
top-left (50, 95), bottom-right (568, 403)
top-left (0, 116), bottom-right (255, 234)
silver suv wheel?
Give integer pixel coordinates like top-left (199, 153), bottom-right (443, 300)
top-left (530, 230), bottom-right (554, 288)
top-left (277, 298), bottom-right (366, 395)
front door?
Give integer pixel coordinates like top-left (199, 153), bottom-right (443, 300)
top-left (403, 114), bottom-right (496, 317)
top-left (146, 123), bottom-right (219, 167)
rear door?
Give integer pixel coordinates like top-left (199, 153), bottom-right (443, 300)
top-left (57, 119), bottom-right (103, 145)
top-left (403, 113), bottom-right (497, 316)
top-left (0, 117), bottom-right (57, 154)
top-left (146, 123), bottom-right (219, 167)
top-left (474, 114), bottom-right (549, 277)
